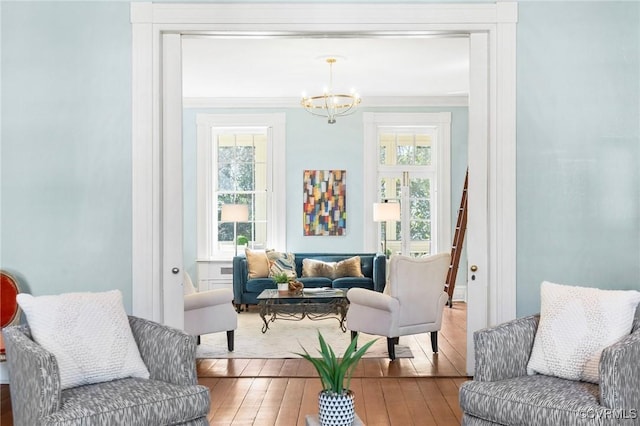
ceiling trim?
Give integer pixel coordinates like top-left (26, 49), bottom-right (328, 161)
top-left (182, 95), bottom-right (469, 109)
top-left (132, 3), bottom-right (510, 25)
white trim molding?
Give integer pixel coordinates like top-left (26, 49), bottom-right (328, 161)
top-left (130, 3), bottom-right (518, 365)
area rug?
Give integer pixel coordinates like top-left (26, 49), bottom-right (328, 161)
top-left (196, 312), bottom-right (413, 359)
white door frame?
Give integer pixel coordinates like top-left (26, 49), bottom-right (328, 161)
top-left (130, 2), bottom-right (517, 375)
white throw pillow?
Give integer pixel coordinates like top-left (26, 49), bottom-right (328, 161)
top-left (17, 289), bottom-right (150, 389)
top-left (527, 281), bottom-right (640, 383)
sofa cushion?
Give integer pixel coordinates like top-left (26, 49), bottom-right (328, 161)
top-left (245, 278), bottom-right (277, 294)
top-left (245, 248), bottom-right (270, 279)
top-left (17, 290), bottom-right (150, 390)
top-left (459, 375), bottom-right (600, 426)
top-left (527, 281), bottom-right (640, 383)
top-left (43, 377), bottom-right (210, 426)
top-left (332, 277), bottom-right (374, 290)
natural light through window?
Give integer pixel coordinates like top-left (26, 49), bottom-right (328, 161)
top-left (196, 113), bottom-right (286, 260)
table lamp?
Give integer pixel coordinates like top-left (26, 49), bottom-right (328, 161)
top-left (373, 200), bottom-right (400, 258)
top-left (221, 204), bottom-right (249, 256)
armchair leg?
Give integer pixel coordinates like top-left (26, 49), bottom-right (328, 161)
top-left (387, 337), bottom-right (396, 361)
top-left (235, 303), bottom-right (242, 313)
top-left (430, 331), bottom-right (438, 353)
top-left (196, 335), bottom-right (201, 345)
top-left (351, 331), bottom-right (358, 349)
top-left (227, 330), bottom-right (235, 351)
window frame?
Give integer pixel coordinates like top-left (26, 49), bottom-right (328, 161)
top-left (363, 112), bottom-right (451, 255)
top-left (196, 113), bottom-right (286, 260)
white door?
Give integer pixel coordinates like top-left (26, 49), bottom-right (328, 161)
top-left (161, 33), bottom-right (185, 330)
top-left (465, 33), bottom-right (490, 375)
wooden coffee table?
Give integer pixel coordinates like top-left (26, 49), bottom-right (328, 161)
top-left (256, 288), bottom-right (349, 333)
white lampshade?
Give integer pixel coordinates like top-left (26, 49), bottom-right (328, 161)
top-left (221, 204), bottom-right (249, 222)
top-left (373, 202), bottom-right (400, 222)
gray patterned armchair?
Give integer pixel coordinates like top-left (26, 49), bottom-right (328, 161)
top-left (459, 306), bottom-right (640, 425)
top-left (3, 316), bottom-right (210, 426)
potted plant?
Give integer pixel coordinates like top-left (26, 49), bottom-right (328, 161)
top-left (273, 272), bottom-right (290, 294)
top-left (296, 332), bottom-right (376, 425)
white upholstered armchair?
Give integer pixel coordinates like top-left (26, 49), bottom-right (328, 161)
top-left (184, 272), bottom-right (237, 351)
top-left (346, 253), bottom-right (451, 360)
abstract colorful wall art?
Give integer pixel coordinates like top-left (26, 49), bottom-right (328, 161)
top-left (303, 170), bottom-right (346, 236)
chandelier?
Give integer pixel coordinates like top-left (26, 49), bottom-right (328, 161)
top-left (301, 58), bottom-right (361, 124)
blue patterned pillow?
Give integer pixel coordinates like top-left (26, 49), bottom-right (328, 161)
top-left (266, 250), bottom-right (296, 279)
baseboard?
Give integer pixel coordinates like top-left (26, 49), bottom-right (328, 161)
top-left (452, 284), bottom-right (467, 303)
top-left (0, 362), bottom-right (9, 384)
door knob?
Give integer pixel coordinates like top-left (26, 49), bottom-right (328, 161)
top-left (470, 265), bottom-right (478, 272)
top-left (171, 267), bottom-right (180, 274)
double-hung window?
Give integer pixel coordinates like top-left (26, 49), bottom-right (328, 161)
top-left (196, 114), bottom-right (286, 260)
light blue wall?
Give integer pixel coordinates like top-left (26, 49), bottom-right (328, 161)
top-left (182, 106), bottom-right (468, 283)
top-left (2, 1), bottom-right (639, 318)
top-left (516, 2), bottom-right (640, 315)
top-left (1, 2), bottom-right (133, 309)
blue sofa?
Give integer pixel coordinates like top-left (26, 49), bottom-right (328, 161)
top-left (232, 252), bottom-right (386, 310)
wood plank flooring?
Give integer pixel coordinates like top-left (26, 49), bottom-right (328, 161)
top-left (0, 303), bottom-right (468, 425)
top-left (197, 301), bottom-right (467, 379)
top-left (197, 377), bottom-right (467, 426)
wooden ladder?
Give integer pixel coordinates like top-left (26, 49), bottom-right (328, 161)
top-left (445, 169), bottom-right (468, 308)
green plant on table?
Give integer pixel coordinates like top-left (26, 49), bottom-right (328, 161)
top-left (273, 272), bottom-right (289, 284)
top-left (295, 331), bottom-right (376, 394)
top-left (236, 235), bottom-right (249, 246)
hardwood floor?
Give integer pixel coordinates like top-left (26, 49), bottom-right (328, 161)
top-left (198, 377), bottom-right (467, 425)
top-left (197, 301), bottom-right (467, 379)
top-left (0, 302), bottom-right (468, 425)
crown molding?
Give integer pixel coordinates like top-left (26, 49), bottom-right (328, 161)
top-left (131, 3), bottom-right (513, 25)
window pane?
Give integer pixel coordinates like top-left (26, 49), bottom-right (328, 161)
top-left (218, 222), bottom-right (234, 242)
top-left (253, 192), bottom-right (267, 221)
top-left (237, 222), bottom-right (252, 240)
top-left (252, 221), bottom-right (267, 248)
top-left (410, 178), bottom-right (430, 199)
top-left (217, 144), bottom-right (234, 163)
top-left (217, 194), bottom-right (234, 209)
top-left (379, 177), bottom-right (400, 199)
top-left (396, 144), bottom-right (413, 165)
top-left (236, 145), bottom-right (254, 160)
top-left (415, 134), bottom-right (432, 165)
top-left (237, 162), bottom-right (255, 191)
top-left (410, 220), bottom-right (430, 241)
top-left (379, 133), bottom-right (394, 165)
top-left (217, 163), bottom-right (234, 191)
top-left (379, 146), bottom-right (387, 165)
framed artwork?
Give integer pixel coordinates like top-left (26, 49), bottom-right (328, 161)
top-left (303, 170), bottom-right (346, 236)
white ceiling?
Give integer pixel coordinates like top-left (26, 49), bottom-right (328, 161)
top-left (181, 36), bottom-right (470, 101)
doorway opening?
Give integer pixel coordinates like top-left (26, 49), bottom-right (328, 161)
top-left (131, 2), bottom-right (517, 375)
